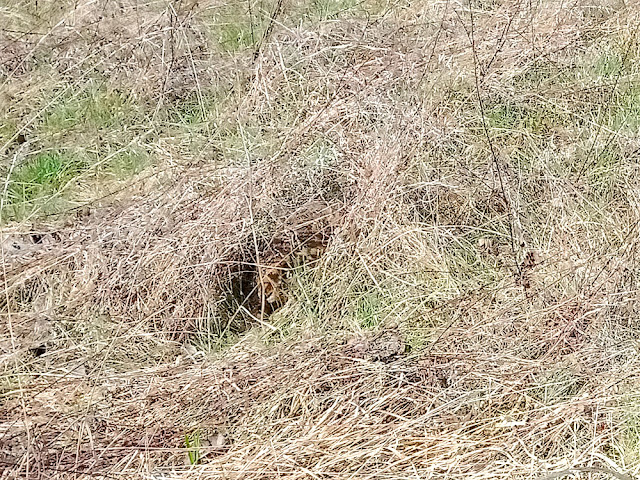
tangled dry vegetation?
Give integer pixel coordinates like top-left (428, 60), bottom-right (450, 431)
top-left (2, 0), bottom-right (640, 478)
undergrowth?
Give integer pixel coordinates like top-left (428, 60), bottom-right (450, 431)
top-left (2, 1), bottom-right (640, 479)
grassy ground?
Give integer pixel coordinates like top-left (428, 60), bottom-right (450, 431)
top-left (2, 0), bottom-right (640, 478)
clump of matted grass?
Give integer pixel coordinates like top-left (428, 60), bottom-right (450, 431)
top-left (3, 329), bottom-right (639, 478)
top-left (3, 0), bottom-right (640, 479)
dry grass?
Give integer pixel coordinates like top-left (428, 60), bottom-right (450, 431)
top-left (2, 0), bottom-right (640, 478)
